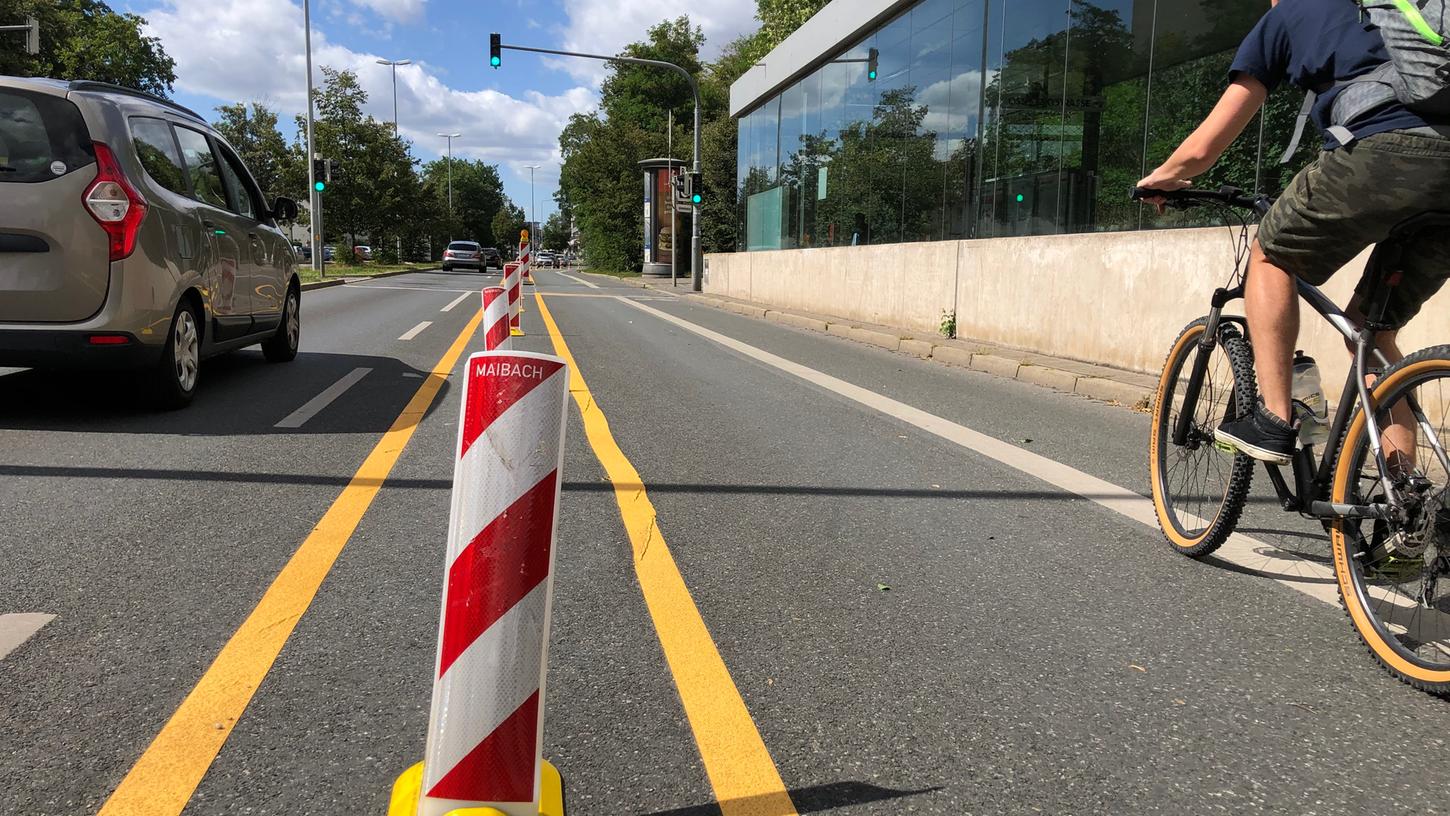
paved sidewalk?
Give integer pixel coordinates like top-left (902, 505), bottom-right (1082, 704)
top-left (588, 271), bottom-right (1159, 411)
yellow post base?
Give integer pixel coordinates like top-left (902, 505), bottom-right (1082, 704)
top-left (510, 328), bottom-right (525, 337)
top-left (388, 760), bottom-right (565, 816)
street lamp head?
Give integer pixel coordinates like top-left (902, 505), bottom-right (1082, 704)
top-left (377, 58), bottom-right (413, 66)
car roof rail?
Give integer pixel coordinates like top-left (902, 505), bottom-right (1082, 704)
top-left (67, 81), bottom-right (206, 122)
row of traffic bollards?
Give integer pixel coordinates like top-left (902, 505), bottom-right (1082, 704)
top-left (389, 253), bottom-right (568, 816)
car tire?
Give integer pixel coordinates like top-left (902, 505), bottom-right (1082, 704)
top-left (442, 263), bottom-right (452, 271)
top-left (152, 300), bottom-right (201, 410)
top-left (262, 286), bottom-right (300, 363)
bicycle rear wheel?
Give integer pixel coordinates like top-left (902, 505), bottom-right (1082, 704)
top-left (1332, 346), bottom-right (1450, 694)
top-left (1149, 318), bottom-right (1256, 557)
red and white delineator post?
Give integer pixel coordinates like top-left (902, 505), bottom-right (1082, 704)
top-left (481, 286), bottom-right (510, 351)
top-left (389, 351), bottom-right (569, 816)
top-left (519, 239), bottom-right (533, 286)
top-left (502, 262), bottom-right (524, 337)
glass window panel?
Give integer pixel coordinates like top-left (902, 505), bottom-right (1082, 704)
top-left (129, 117), bottom-right (187, 195)
top-left (979, 0), bottom-right (1072, 238)
top-left (175, 126), bottom-right (227, 210)
top-left (779, 82), bottom-right (806, 248)
top-left (1059, 0), bottom-right (1149, 234)
top-left (945, 1), bottom-right (986, 240)
top-left (1145, 0), bottom-right (1267, 228)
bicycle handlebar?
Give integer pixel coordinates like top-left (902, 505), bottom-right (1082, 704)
top-left (1130, 185), bottom-right (1272, 216)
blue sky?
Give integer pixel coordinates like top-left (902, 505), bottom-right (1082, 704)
top-left (119, 0), bottom-right (758, 222)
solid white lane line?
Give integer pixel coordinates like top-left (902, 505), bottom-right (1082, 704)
top-left (0, 613), bottom-right (55, 661)
top-left (398, 321), bottom-right (432, 341)
top-left (555, 270), bottom-right (600, 289)
top-left (616, 297), bottom-right (1341, 607)
top-left (440, 292), bottom-right (473, 312)
top-left (274, 367), bottom-right (373, 429)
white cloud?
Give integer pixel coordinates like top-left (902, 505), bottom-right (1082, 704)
top-left (554, 0), bottom-right (759, 83)
top-left (139, 0), bottom-right (595, 176)
top-left (352, 0), bottom-right (426, 22)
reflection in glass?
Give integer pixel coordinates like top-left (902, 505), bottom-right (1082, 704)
top-left (736, 0), bottom-right (1293, 249)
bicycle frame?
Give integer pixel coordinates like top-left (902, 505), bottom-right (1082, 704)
top-left (1174, 277), bottom-right (1450, 524)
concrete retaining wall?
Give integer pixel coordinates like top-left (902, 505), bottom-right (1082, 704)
top-left (706, 227), bottom-right (1449, 400)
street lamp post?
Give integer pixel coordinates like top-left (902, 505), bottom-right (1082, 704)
top-left (438, 132), bottom-right (461, 239)
top-left (525, 164), bottom-right (539, 251)
top-left (376, 58), bottom-right (411, 136)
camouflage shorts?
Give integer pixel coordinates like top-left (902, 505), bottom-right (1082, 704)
top-left (1259, 129), bottom-right (1450, 328)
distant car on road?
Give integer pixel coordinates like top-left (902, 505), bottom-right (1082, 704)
top-left (353, 245), bottom-right (372, 261)
top-left (0, 76), bottom-right (303, 408)
top-left (480, 247), bottom-right (502, 269)
top-left (323, 245), bottom-right (336, 262)
top-left (442, 240), bottom-right (482, 272)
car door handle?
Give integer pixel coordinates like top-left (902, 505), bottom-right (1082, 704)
top-left (248, 232), bottom-right (259, 240)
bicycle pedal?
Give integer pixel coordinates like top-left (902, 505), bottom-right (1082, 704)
top-left (1213, 440), bottom-right (1237, 454)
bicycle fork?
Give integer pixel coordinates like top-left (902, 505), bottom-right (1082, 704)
top-left (1172, 294), bottom-right (1237, 448)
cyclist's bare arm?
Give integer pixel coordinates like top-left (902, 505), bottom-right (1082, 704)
top-left (1138, 77), bottom-right (1269, 206)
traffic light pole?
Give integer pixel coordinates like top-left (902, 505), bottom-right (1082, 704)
top-left (303, 0), bottom-right (323, 277)
top-left (497, 42), bottom-right (704, 292)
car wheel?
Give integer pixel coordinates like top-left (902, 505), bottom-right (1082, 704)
top-left (152, 300), bottom-right (201, 409)
top-left (262, 286), bottom-right (300, 363)
top-left (442, 263), bottom-right (452, 271)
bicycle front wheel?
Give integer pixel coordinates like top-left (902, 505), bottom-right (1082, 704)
top-left (1331, 346), bottom-right (1450, 694)
top-left (1149, 318), bottom-right (1256, 557)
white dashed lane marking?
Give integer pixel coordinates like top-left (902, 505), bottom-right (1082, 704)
top-left (0, 613), bottom-right (55, 661)
top-left (398, 321), bottom-right (432, 341)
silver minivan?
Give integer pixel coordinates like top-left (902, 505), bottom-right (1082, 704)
top-left (0, 77), bottom-right (302, 407)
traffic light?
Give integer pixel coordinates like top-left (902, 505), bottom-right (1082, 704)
top-left (312, 157), bottom-right (326, 192)
top-left (867, 47), bottom-right (878, 81)
top-left (687, 172), bottom-right (702, 206)
top-left (490, 33), bottom-right (501, 68)
top-left (325, 158), bottom-right (337, 185)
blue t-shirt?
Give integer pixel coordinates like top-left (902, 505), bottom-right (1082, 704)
top-left (1230, 0), bottom-right (1429, 149)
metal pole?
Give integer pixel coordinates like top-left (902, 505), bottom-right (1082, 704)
top-left (437, 133), bottom-right (461, 239)
top-left (669, 109), bottom-right (677, 288)
top-left (497, 43), bottom-right (704, 290)
top-left (303, 0), bottom-right (321, 277)
top-left (390, 63), bottom-right (398, 135)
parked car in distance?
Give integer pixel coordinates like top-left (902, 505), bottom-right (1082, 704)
top-left (480, 247), bottom-right (502, 269)
top-left (0, 77), bottom-right (302, 408)
top-left (292, 242), bottom-right (309, 260)
top-left (353, 245), bottom-right (372, 261)
top-left (442, 240), bottom-right (482, 272)
top-left (322, 245), bottom-right (336, 261)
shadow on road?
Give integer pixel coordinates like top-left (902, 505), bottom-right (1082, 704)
top-left (637, 781), bottom-right (940, 816)
top-left (0, 349), bottom-right (447, 436)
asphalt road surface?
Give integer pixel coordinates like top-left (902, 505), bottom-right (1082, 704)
top-left (3, 267), bottom-right (1448, 816)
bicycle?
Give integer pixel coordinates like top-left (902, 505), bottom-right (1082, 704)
top-left (1137, 185), bottom-right (1450, 694)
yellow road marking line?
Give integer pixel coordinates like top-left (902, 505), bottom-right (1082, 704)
top-left (535, 292), bottom-right (797, 816)
top-left (99, 308), bottom-right (484, 816)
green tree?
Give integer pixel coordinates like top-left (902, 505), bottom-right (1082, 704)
top-left (753, 0), bottom-right (831, 54)
top-left (541, 211), bottom-right (570, 251)
top-left (421, 157), bottom-right (508, 252)
top-left (491, 202), bottom-right (526, 256)
top-left (212, 102), bottom-right (299, 202)
top-left (0, 0), bottom-right (174, 95)
top-left (299, 68), bottom-right (424, 259)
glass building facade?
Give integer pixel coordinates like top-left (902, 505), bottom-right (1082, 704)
top-left (736, 0), bottom-right (1314, 251)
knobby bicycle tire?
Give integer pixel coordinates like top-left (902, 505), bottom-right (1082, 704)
top-left (1331, 344), bottom-right (1450, 695)
top-left (1149, 318), bottom-right (1256, 557)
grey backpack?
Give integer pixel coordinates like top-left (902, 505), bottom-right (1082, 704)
top-left (1282, 0), bottom-right (1450, 160)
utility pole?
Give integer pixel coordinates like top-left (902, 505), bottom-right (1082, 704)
top-left (668, 109), bottom-right (678, 288)
top-left (438, 133), bottom-right (461, 239)
top-left (492, 40), bottom-right (704, 291)
top-left (376, 58), bottom-right (411, 136)
top-left (303, 0), bottom-right (322, 277)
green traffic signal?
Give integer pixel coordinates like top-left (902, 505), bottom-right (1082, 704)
top-left (1015, 194), bottom-right (1024, 203)
top-left (691, 193), bottom-right (702, 205)
top-left (315, 181), bottom-right (326, 192)
top-left (490, 56), bottom-right (501, 67)
top-left (490, 33), bottom-right (501, 69)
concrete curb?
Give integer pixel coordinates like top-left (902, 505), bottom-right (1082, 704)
top-left (299, 266), bottom-right (440, 293)
top-left (676, 291), bottom-right (1158, 411)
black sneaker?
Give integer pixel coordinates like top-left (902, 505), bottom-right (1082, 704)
top-left (1215, 400), bottom-right (1297, 465)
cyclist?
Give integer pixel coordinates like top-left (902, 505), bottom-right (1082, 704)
top-left (1137, 0), bottom-right (1450, 466)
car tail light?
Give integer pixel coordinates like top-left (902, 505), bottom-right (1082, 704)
top-left (87, 334), bottom-right (131, 345)
top-left (444, 250), bottom-right (454, 258)
top-left (84, 142), bottom-right (148, 261)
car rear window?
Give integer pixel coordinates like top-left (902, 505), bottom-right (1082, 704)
top-left (0, 89), bottom-right (93, 183)
top-left (448, 242), bottom-right (478, 251)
